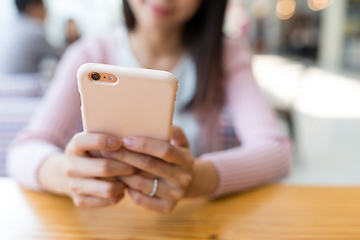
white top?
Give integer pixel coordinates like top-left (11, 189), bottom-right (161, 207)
top-left (116, 26), bottom-right (199, 154)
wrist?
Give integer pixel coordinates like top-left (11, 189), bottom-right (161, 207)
top-left (184, 160), bottom-right (218, 198)
top-left (38, 153), bottom-right (70, 196)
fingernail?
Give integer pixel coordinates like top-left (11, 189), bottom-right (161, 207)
top-left (107, 137), bottom-right (120, 149)
top-left (122, 137), bottom-right (134, 148)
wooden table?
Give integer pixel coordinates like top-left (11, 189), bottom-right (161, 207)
top-left (1, 178), bottom-right (360, 240)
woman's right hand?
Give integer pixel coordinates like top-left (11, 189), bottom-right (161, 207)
top-left (39, 132), bottom-right (136, 208)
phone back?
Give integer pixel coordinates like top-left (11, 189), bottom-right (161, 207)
top-left (77, 63), bottom-right (178, 141)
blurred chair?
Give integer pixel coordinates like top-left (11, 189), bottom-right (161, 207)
top-left (252, 55), bottom-right (309, 139)
top-left (0, 73), bottom-right (44, 176)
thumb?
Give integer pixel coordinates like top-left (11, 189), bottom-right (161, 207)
top-left (171, 126), bottom-right (189, 148)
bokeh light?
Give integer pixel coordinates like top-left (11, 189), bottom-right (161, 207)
top-left (276, 0), bottom-right (296, 20)
top-left (308, 0), bottom-right (333, 11)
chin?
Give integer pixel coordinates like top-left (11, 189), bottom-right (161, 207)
top-left (141, 18), bottom-right (174, 31)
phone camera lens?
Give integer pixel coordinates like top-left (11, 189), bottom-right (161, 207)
top-left (91, 72), bottom-right (101, 81)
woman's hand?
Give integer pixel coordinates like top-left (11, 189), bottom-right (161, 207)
top-left (39, 132), bottom-right (136, 208)
top-left (102, 126), bottom-right (195, 213)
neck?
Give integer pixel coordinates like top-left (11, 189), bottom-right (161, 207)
top-left (25, 4), bottom-right (45, 21)
top-left (24, 13), bottom-right (44, 22)
top-left (128, 24), bottom-right (185, 70)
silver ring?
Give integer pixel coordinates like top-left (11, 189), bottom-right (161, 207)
top-left (148, 178), bottom-right (158, 197)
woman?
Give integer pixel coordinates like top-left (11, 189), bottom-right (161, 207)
top-left (7, 0), bottom-right (291, 213)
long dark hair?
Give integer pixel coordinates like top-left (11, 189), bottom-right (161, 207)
top-left (15, 0), bottom-right (43, 13)
top-left (123, 0), bottom-right (228, 122)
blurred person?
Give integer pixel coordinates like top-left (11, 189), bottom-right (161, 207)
top-left (224, 0), bottom-right (250, 38)
top-left (7, 0), bottom-right (291, 213)
top-left (65, 19), bottom-right (81, 45)
top-left (0, 0), bottom-right (62, 74)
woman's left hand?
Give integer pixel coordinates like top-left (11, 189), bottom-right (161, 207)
top-left (102, 126), bottom-right (195, 213)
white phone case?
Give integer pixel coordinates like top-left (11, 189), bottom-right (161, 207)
top-left (77, 63), bottom-right (178, 141)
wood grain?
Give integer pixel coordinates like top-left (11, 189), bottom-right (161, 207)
top-left (1, 178), bottom-right (360, 240)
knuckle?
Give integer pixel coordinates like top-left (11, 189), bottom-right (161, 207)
top-left (136, 138), bottom-right (146, 151)
top-left (186, 154), bottom-right (195, 165)
top-left (179, 173), bottom-right (193, 188)
top-left (168, 188), bottom-right (184, 200)
top-left (99, 160), bottom-right (112, 176)
top-left (96, 135), bottom-right (108, 149)
top-left (103, 183), bottom-right (116, 198)
top-left (110, 194), bottom-right (123, 204)
top-left (70, 133), bottom-right (85, 150)
top-left (68, 179), bottom-right (78, 193)
top-left (65, 163), bottom-right (74, 177)
top-left (72, 133), bottom-right (82, 145)
top-left (160, 144), bottom-right (173, 159)
top-left (188, 158), bottom-right (195, 169)
top-left (132, 192), bottom-right (143, 205)
top-left (161, 203), bottom-right (175, 213)
top-left (133, 177), bottom-right (145, 190)
top-left (73, 196), bottom-right (86, 208)
top-left (167, 167), bottom-right (177, 180)
top-left (140, 155), bottom-right (156, 169)
top-left (181, 152), bottom-right (194, 168)
top-left (65, 132), bottom-right (89, 155)
top-left (64, 145), bottom-right (72, 155)
top-left (65, 141), bottom-right (77, 155)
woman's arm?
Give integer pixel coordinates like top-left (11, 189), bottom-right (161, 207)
top-left (195, 39), bottom-right (292, 198)
top-left (178, 39), bottom-right (292, 199)
top-left (7, 36), bottom-right (116, 191)
top-left (7, 40), bottom-right (84, 190)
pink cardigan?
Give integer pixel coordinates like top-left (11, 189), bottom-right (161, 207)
top-left (7, 30), bottom-right (291, 198)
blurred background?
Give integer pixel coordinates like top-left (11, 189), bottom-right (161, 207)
top-left (1, 0), bottom-right (360, 186)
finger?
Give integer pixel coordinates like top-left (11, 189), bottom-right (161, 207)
top-left (121, 175), bottom-right (184, 202)
top-left (138, 170), bottom-right (156, 179)
top-left (73, 194), bottom-right (124, 208)
top-left (121, 175), bottom-right (163, 198)
top-left (122, 137), bottom-right (191, 166)
top-left (170, 126), bottom-right (189, 148)
top-left (103, 149), bottom-right (191, 186)
top-left (128, 188), bottom-right (175, 213)
top-left (69, 178), bottom-right (126, 199)
top-left (66, 132), bottom-right (121, 156)
top-left (66, 156), bottom-right (136, 178)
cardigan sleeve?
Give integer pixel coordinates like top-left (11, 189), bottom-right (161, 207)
top-left (199, 38), bottom-right (292, 198)
top-left (6, 38), bottom-right (95, 190)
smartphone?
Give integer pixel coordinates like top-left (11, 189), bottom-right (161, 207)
top-left (77, 63), bottom-right (178, 142)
